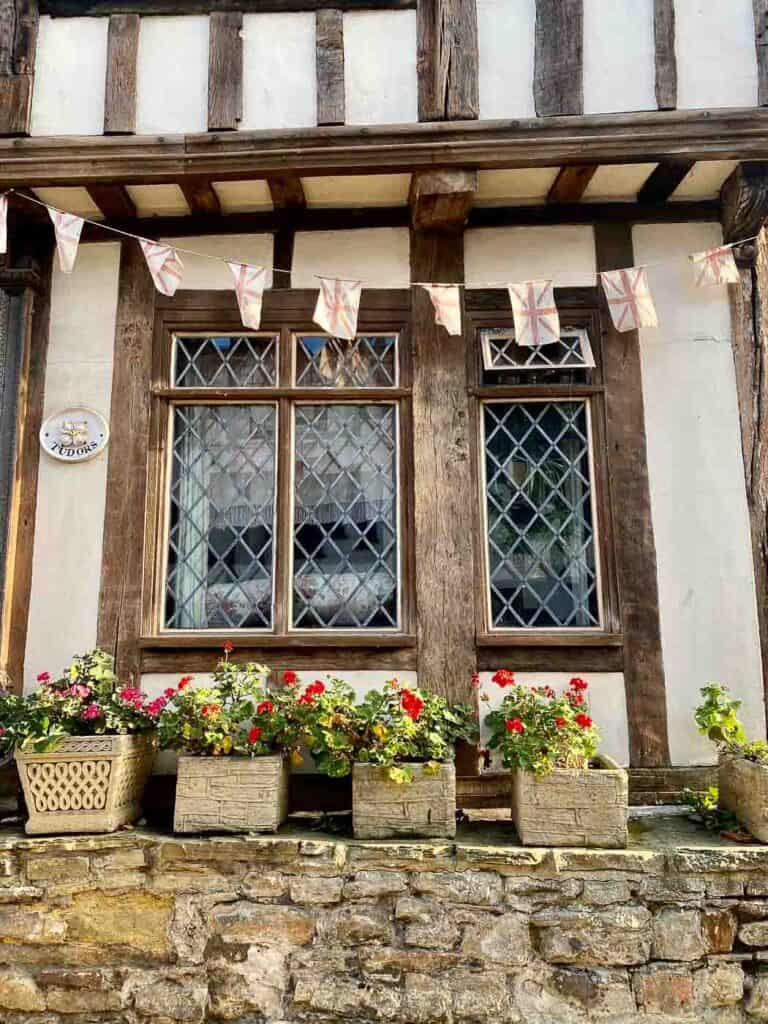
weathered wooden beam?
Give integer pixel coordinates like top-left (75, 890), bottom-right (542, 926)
top-left (637, 159), bottom-right (695, 203)
top-left (547, 164), bottom-right (599, 203)
top-left (410, 168), bottom-right (477, 231)
top-left (0, 0), bottom-right (39, 135)
top-left (86, 183), bottom-right (136, 219)
top-left (534, 0), bottom-right (583, 117)
top-left (654, 0), bottom-right (677, 111)
top-left (722, 161), bottom-right (768, 252)
top-left (595, 221), bottom-right (671, 768)
top-left (417, 0), bottom-right (479, 121)
top-left (103, 13), bottom-right (139, 134)
top-left (179, 177), bottom-right (222, 215)
top-left (267, 174), bottom-right (307, 210)
top-left (42, 0), bottom-right (415, 11)
top-left (316, 9), bottom-right (345, 127)
top-left (208, 11), bottom-right (242, 132)
top-left (755, 1), bottom-right (768, 106)
top-left (97, 239), bottom-right (156, 681)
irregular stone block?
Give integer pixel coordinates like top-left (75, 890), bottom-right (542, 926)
top-left (210, 901), bottom-right (314, 947)
top-left (633, 964), bottom-right (695, 1015)
top-left (317, 903), bottom-right (392, 945)
top-left (174, 755), bottom-right (289, 834)
top-left (128, 970), bottom-right (208, 1022)
top-left (0, 966), bottom-right (45, 1011)
top-left (515, 965), bottom-right (635, 1019)
top-left (342, 870), bottom-right (408, 900)
top-left (25, 855), bottom-right (91, 882)
top-left (208, 947), bottom-right (286, 1020)
top-left (450, 969), bottom-right (511, 1022)
top-left (0, 905), bottom-right (67, 944)
top-left (412, 870), bottom-right (503, 907)
top-left (62, 890), bottom-right (173, 958)
top-left (352, 763), bottom-right (456, 840)
top-left (292, 972), bottom-right (401, 1020)
top-left (288, 875), bottom-right (343, 905)
top-left (241, 871), bottom-right (288, 900)
top-left (720, 755), bottom-right (768, 842)
top-left (403, 972), bottom-right (452, 1022)
top-left (532, 906), bottom-right (652, 966)
top-left (694, 962), bottom-right (744, 1007)
top-left (504, 875), bottom-right (582, 912)
top-left (746, 971), bottom-right (768, 1019)
top-left (460, 911), bottom-right (531, 964)
top-left (740, 920), bottom-right (768, 947)
top-left (702, 907), bottom-right (737, 953)
top-left (652, 907), bottom-right (707, 962)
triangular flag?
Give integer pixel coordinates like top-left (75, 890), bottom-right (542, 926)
top-left (421, 284), bottom-right (462, 336)
top-left (689, 245), bottom-right (740, 287)
top-left (507, 280), bottom-right (560, 347)
top-left (0, 194), bottom-right (6, 256)
top-left (313, 278), bottom-right (362, 341)
top-left (48, 209), bottom-right (84, 274)
top-left (600, 267), bottom-right (658, 332)
top-left (228, 262), bottom-right (267, 330)
top-left (139, 239), bottom-right (184, 296)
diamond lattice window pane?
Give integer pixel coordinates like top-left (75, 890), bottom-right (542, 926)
top-left (295, 335), bottom-right (397, 388)
top-left (293, 404), bottom-right (399, 629)
top-left (483, 401), bottom-right (600, 629)
top-left (481, 327), bottom-right (595, 372)
top-left (174, 335), bottom-right (278, 388)
top-left (165, 404), bottom-right (276, 629)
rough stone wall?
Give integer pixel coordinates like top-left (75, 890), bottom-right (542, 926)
top-left (2, 831), bottom-right (768, 1021)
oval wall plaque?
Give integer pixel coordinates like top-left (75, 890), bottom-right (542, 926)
top-left (39, 407), bottom-right (109, 463)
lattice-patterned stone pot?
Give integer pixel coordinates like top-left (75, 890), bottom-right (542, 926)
top-left (719, 754), bottom-right (768, 842)
top-left (352, 762), bottom-right (456, 840)
top-left (173, 753), bottom-right (289, 834)
top-left (15, 733), bottom-right (157, 835)
top-left (512, 754), bottom-right (628, 848)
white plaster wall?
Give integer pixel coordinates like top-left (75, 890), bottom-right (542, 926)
top-left (343, 11), bottom-right (418, 125)
top-left (464, 226), bottom-right (597, 288)
top-left (161, 234), bottom-right (274, 289)
top-left (675, 0), bottom-right (758, 110)
top-left (633, 222), bottom-right (764, 765)
top-left (477, 0), bottom-right (536, 120)
top-left (24, 244), bottom-right (122, 692)
top-left (30, 17), bottom-right (108, 136)
top-left (477, 673), bottom-right (630, 769)
top-left (583, 0), bottom-right (655, 115)
top-left (292, 228), bottom-right (410, 287)
top-left (136, 16), bottom-right (208, 135)
top-left (241, 13), bottom-right (316, 130)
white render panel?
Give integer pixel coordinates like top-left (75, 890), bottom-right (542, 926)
top-left (343, 11), bottom-right (418, 125)
top-left (241, 13), bottom-right (316, 130)
top-left (476, 168), bottom-right (560, 206)
top-left (33, 188), bottom-right (103, 220)
top-left (213, 180), bottom-right (273, 213)
top-left (292, 228), bottom-right (410, 287)
top-left (477, 673), bottom-right (630, 768)
top-left (583, 0), bottom-right (655, 115)
top-left (126, 184), bottom-right (190, 218)
top-left (160, 235), bottom-right (274, 289)
top-left (675, 0), bottom-right (758, 110)
top-left (670, 161), bottom-right (740, 201)
top-left (465, 226), bottom-right (597, 287)
top-left (582, 163), bottom-right (658, 201)
top-left (136, 16), bottom-right (208, 135)
top-left (477, 0), bottom-right (536, 119)
top-left (633, 222), bottom-right (764, 765)
top-left (303, 175), bottom-right (412, 208)
top-left (24, 244), bottom-right (122, 692)
top-left (30, 17), bottom-right (108, 136)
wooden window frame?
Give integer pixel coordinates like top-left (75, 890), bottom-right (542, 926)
top-left (140, 288), bottom-right (415, 650)
top-left (466, 288), bottom-right (622, 650)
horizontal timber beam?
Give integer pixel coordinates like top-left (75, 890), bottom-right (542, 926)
top-left (2, 109), bottom-right (768, 187)
top-left (40, 0), bottom-right (414, 10)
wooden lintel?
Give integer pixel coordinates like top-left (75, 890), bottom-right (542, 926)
top-left (267, 174), bottom-right (307, 210)
top-left (547, 164), bottom-right (599, 203)
top-left (654, 0), bottom-right (677, 111)
top-left (208, 11), bottom-right (243, 132)
top-left (637, 159), bottom-right (695, 203)
top-left (316, 8), bottom-right (345, 127)
top-left (41, 0), bottom-right (415, 10)
top-left (534, 0), bottom-right (583, 117)
top-left (417, 0), bottom-right (479, 121)
top-left (410, 169), bottom-right (477, 231)
top-left (86, 183), bottom-right (136, 219)
top-left (104, 13), bottom-right (139, 134)
top-left (179, 177), bottom-right (222, 216)
top-left (755, 1), bottom-right (768, 106)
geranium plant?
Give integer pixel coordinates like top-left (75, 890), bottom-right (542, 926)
top-left (694, 683), bottom-right (768, 764)
top-left (485, 672), bottom-right (600, 775)
top-left (285, 672), bottom-right (360, 777)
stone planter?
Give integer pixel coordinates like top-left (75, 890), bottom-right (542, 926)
top-left (719, 753), bottom-right (768, 842)
top-left (15, 733), bottom-right (156, 835)
top-left (174, 753), bottom-right (289, 834)
top-left (352, 762), bottom-right (456, 840)
top-left (512, 754), bottom-right (628, 848)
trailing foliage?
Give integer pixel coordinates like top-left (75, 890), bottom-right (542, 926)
top-left (694, 683), bottom-right (768, 765)
top-left (681, 786), bottom-right (741, 834)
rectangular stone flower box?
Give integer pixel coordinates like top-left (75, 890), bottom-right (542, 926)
top-left (174, 753), bottom-right (289, 834)
top-left (512, 754), bottom-right (628, 848)
top-left (15, 733), bottom-right (156, 835)
top-left (352, 762), bottom-right (456, 840)
top-left (719, 754), bottom-right (768, 842)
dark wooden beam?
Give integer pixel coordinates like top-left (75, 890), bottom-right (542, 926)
top-left (534, 0), bottom-right (583, 117)
top-left (595, 221), bottom-right (670, 768)
top-left (42, 0), bottom-right (414, 10)
top-left (208, 11), bottom-right (242, 132)
top-left (267, 174), bottom-right (306, 211)
top-left (417, 0), bottom-right (479, 121)
top-left (0, 0), bottom-right (39, 136)
top-left (86, 183), bottom-right (136, 219)
top-left (755, 1), bottom-right (768, 106)
top-left (547, 164), bottom-right (599, 203)
top-left (103, 13), bottom-right (139, 134)
top-left (637, 159), bottom-right (695, 203)
top-left (316, 8), bottom-right (345, 127)
top-left (654, 0), bottom-right (677, 111)
top-left (410, 168), bottom-right (477, 231)
top-left (179, 177), bottom-right (222, 215)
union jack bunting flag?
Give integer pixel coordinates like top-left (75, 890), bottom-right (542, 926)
top-left (421, 284), bottom-right (462, 336)
top-left (47, 209), bottom-right (84, 274)
top-left (139, 239), bottom-right (184, 297)
top-left (507, 280), bottom-right (560, 347)
top-left (228, 262), bottom-right (267, 330)
top-left (689, 245), bottom-right (740, 287)
top-left (600, 267), bottom-right (658, 332)
top-left (313, 277), bottom-right (363, 340)
top-left (0, 194), bottom-right (6, 255)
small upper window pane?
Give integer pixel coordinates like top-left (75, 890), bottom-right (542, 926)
top-left (481, 326), bottom-right (595, 373)
top-left (295, 334), bottom-right (397, 388)
top-left (173, 335), bottom-right (278, 388)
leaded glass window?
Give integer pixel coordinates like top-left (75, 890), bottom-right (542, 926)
top-left (173, 334), bottom-right (278, 387)
top-left (295, 334), bottom-right (397, 388)
top-left (480, 326), bottom-right (595, 372)
top-left (483, 400), bottom-right (601, 630)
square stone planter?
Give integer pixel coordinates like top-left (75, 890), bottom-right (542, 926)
top-left (15, 733), bottom-right (157, 835)
top-left (512, 754), bottom-right (628, 848)
top-left (352, 762), bottom-right (456, 840)
top-left (174, 753), bottom-right (289, 834)
top-left (719, 754), bottom-right (768, 842)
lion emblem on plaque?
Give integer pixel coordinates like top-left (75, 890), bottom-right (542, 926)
top-left (39, 407), bottom-right (110, 463)
top-left (59, 420), bottom-right (90, 450)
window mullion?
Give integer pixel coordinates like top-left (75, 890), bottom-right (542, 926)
top-left (273, 397), bottom-right (294, 635)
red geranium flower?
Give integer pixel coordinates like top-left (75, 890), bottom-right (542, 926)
top-left (200, 703), bottom-right (221, 718)
top-left (298, 693), bottom-right (315, 706)
top-left (568, 692), bottom-right (585, 706)
top-left (400, 689), bottom-right (424, 722)
top-left (178, 676), bottom-right (192, 691)
top-left (256, 700), bottom-right (274, 715)
top-left (505, 717), bottom-right (525, 734)
top-left (305, 681), bottom-right (325, 697)
top-left (37, 672), bottom-right (50, 684)
top-left (554, 717), bottom-right (567, 729)
top-left (575, 713), bottom-right (593, 729)
top-left (492, 669), bottom-right (515, 688)
top-left (569, 677), bottom-right (589, 692)
top-left (248, 726), bottom-right (262, 744)
top-left (283, 671), bottom-right (298, 685)
top-left (164, 687), bottom-right (176, 699)
top-left (222, 641), bottom-right (234, 654)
